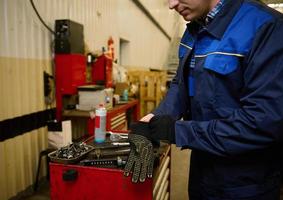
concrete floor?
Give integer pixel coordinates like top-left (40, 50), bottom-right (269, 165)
top-left (170, 145), bottom-right (190, 200)
top-left (20, 180), bottom-right (50, 200)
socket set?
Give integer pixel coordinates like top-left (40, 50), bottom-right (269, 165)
top-left (80, 156), bottom-right (127, 168)
top-left (48, 142), bottom-right (94, 164)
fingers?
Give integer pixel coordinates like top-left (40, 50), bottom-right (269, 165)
top-left (139, 146), bottom-right (149, 182)
top-left (123, 148), bottom-right (135, 176)
top-left (147, 146), bottom-right (154, 178)
top-left (123, 133), bottom-right (154, 183)
top-left (132, 154), bottom-right (141, 183)
top-left (140, 113), bottom-right (155, 122)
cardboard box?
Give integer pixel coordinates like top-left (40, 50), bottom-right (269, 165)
top-left (77, 85), bottom-right (113, 111)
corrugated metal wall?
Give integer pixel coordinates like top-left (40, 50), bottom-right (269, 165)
top-left (0, 0), bottom-right (181, 199)
top-left (140, 0), bottom-right (179, 34)
top-left (118, 0), bottom-right (179, 68)
top-left (1, 0), bottom-right (179, 65)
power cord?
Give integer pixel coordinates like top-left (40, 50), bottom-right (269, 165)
top-left (30, 0), bottom-right (56, 35)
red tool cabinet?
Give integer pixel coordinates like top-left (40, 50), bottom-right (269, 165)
top-left (57, 101), bottom-right (170, 199)
top-left (63, 99), bottom-right (140, 136)
top-left (50, 163), bottom-right (152, 200)
top-left (49, 144), bottom-right (170, 200)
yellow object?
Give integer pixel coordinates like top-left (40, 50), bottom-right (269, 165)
top-left (127, 70), bottom-right (167, 117)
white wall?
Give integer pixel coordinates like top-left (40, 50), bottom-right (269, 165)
top-left (0, 0), bottom-right (180, 67)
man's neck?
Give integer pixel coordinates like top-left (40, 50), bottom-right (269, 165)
top-left (210, 0), bottom-right (221, 11)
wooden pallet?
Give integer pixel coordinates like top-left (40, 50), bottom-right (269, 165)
top-left (127, 70), bottom-right (167, 117)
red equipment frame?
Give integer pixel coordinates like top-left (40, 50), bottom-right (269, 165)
top-left (92, 54), bottom-right (113, 88)
top-left (55, 54), bottom-right (86, 120)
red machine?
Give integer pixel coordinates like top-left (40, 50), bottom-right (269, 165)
top-left (55, 54), bottom-right (86, 120)
top-left (92, 54), bottom-right (113, 88)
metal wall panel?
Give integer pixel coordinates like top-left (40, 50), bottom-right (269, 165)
top-left (0, 0), bottom-right (181, 199)
top-left (139, 0), bottom-right (180, 35)
top-left (118, 0), bottom-right (181, 68)
top-left (0, 57), bottom-right (50, 120)
top-left (0, 128), bottom-right (47, 200)
top-left (1, 0), bottom-right (180, 64)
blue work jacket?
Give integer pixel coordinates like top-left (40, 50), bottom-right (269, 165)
top-left (153, 0), bottom-right (283, 199)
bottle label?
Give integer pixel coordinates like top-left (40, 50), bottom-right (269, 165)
top-left (95, 115), bottom-right (106, 143)
top-left (95, 116), bottom-right (100, 128)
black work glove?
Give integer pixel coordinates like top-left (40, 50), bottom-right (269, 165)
top-left (123, 134), bottom-right (154, 183)
top-left (129, 121), bottom-right (160, 146)
top-left (149, 115), bottom-right (176, 143)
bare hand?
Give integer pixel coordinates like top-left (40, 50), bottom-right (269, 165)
top-left (140, 113), bottom-right (155, 122)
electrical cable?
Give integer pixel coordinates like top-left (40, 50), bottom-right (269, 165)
top-left (30, 0), bottom-right (56, 35)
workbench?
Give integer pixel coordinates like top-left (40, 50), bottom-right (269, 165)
top-left (63, 99), bottom-right (140, 139)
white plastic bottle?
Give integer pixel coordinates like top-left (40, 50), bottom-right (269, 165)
top-left (94, 104), bottom-right (107, 143)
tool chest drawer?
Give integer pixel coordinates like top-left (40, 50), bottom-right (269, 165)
top-left (49, 144), bottom-right (170, 200)
top-left (107, 111), bottom-right (127, 130)
top-left (153, 156), bottom-right (170, 200)
top-left (50, 163), bottom-right (152, 200)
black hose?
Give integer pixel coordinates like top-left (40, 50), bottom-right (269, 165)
top-left (30, 0), bottom-right (56, 35)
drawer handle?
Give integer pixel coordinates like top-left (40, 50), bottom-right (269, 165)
top-left (63, 169), bottom-right (78, 181)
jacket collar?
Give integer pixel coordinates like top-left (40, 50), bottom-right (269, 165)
top-left (187, 0), bottom-right (244, 39)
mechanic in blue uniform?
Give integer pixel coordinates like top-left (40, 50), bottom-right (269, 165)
top-left (139, 0), bottom-right (283, 199)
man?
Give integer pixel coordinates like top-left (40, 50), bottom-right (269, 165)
top-left (132, 0), bottom-right (283, 199)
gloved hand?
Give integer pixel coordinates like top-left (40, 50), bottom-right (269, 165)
top-left (123, 134), bottom-right (154, 183)
top-left (129, 121), bottom-right (159, 146)
top-left (124, 117), bottom-right (175, 182)
top-left (149, 115), bottom-right (176, 143)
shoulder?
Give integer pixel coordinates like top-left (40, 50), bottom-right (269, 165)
top-left (240, 0), bottom-right (283, 22)
top-left (227, 0), bottom-right (283, 43)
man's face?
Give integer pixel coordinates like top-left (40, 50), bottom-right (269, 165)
top-left (169, 0), bottom-right (217, 21)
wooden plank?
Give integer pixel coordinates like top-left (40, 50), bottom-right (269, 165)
top-left (127, 71), bottom-right (167, 117)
